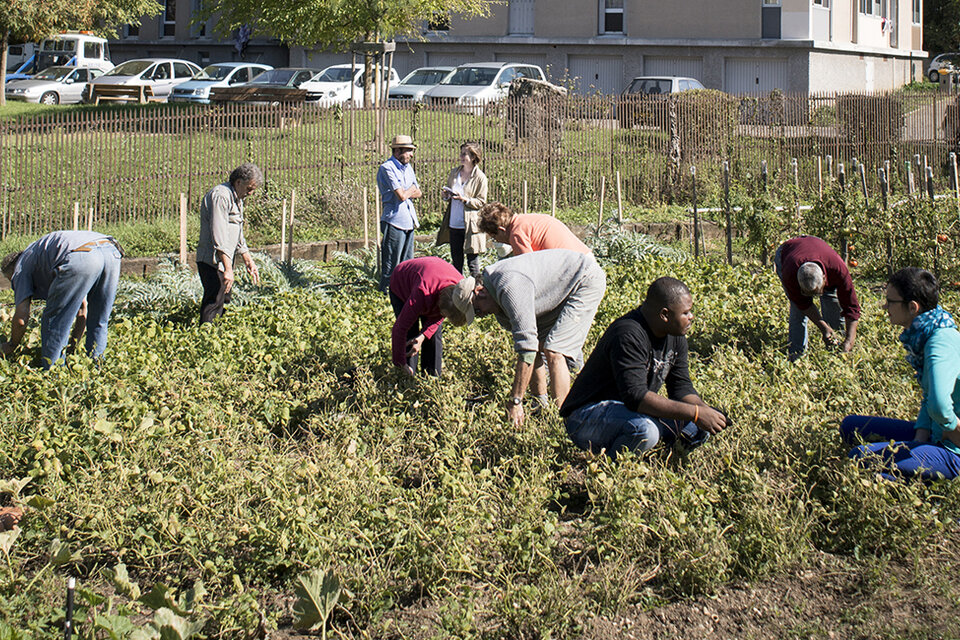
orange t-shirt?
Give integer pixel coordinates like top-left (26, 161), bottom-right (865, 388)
top-left (508, 214), bottom-right (591, 255)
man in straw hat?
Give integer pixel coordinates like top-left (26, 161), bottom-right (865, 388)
top-left (447, 248), bottom-right (606, 426)
top-left (377, 134), bottom-right (422, 292)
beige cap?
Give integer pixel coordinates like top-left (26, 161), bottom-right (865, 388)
top-left (449, 277), bottom-right (476, 326)
top-left (390, 134), bottom-right (417, 150)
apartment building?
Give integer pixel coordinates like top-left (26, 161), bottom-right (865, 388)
top-left (296, 0), bottom-right (926, 94)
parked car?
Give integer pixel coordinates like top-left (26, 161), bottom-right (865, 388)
top-left (618, 75), bottom-right (708, 129)
top-left (5, 66), bottom-right (104, 104)
top-left (82, 58), bottom-right (202, 103)
top-left (623, 76), bottom-right (706, 96)
top-left (6, 33), bottom-right (112, 83)
top-left (209, 67), bottom-right (319, 103)
top-left (423, 62), bottom-right (547, 109)
top-left (388, 66), bottom-right (454, 103)
top-left (300, 63), bottom-right (400, 105)
top-left (170, 62), bottom-right (272, 104)
top-left (928, 52), bottom-right (960, 83)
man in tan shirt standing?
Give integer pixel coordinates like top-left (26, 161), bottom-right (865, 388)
top-left (196, 163), bottom-right (262, 324)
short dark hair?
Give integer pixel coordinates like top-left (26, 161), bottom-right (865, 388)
top-left (646, 277), bottom-right (691, 309)
top-left (1, 251), bottom-right (22, 281)
top-left (478, 202), bottom-right (514, 236)
top-left (888, 267), bottom-right (939, 312)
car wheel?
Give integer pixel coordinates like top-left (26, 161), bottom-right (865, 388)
top-left (930, 70), bottom-right (941, 83)
top-left (39, 91), bottom-right (59, 105)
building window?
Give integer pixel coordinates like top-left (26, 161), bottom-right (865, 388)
top-left (912, 0), bottom-right (921, 22)
top-left (600, 0), bottom-right (624, 34)
top-left (813, 0), bottom-right (830, 7)
top-left (859, 0), bottom-right (881, 15)
top-left (191, 0), bottom-right (207, 36)
top-left (124, 24), bottom-right (140, 38)
top-left (427, 12), bottom-right (450, 31)
top-left (163, 0), bottom-right (176, 37)
top-left (762, 0), bottom-right (781, 5)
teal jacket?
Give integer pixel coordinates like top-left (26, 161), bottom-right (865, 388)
top-left (917, 326), bottom-right (960, 453)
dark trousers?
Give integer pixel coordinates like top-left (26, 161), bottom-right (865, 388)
top-left (198, 261), bottom-right (232, 324)
top-left (389, 291), bottom-right (442, 376)
top-left (448, 228), bottom-right (480, 278)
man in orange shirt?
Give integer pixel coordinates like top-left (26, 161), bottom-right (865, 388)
top-left (478, 202), bottom-right (591, 256)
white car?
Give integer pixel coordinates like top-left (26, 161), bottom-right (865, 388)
top-left (5, 66), bottom-right (104, 104)
top-left (300, 63), bottom-right (400, 106)
top-left (423, 62), bottom-right (547, 108)
top-left (928, 52), bottom-right (960, 83)
top-left (170, 62), bottom-right (272, 104)
top-left (82, 58), bottom-right (202, 103)
top-left (622, 76), bottom-right (706, 96)
top-left (388, 66), bottom-right (454, 103)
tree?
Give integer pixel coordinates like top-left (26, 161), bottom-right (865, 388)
top-left (201, 0), bottom-right (496, 105)
top-left (924, 0), bottom-right (960, 56)
top-left (0, 0), bottom-right (162, 105)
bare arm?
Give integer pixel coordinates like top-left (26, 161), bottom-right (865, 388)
top-left (638, 392), bottom-right (727, 435)
top-left (66, 299), bottom-right (87, 354)
top-left (506, 356), bottom-right (536, 427)
top-left (1, 299), bottom-right (32, 356)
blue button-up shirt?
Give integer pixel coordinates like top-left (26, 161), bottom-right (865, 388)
top-left (377, 156), bottom-right (419, 231)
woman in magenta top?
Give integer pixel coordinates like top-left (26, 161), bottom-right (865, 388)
top-left (388, 256), bottom-right (467, 377)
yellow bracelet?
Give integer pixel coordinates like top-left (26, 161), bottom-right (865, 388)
top-left (694, 406), bottom-right (699, 424)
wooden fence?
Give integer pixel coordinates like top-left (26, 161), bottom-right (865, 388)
top-left (1, 89), bottom-right (958, 239)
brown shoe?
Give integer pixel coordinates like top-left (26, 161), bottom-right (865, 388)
top-left (0, 507), bottom-right (23, 532)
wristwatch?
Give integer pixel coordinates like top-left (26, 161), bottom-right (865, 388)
top-left (507, 396), bottom-right (523, 407)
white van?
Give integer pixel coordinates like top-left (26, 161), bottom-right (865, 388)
top-left (7, 33), bottom-right (113, 82)
top-left (6, 43), bottom-right (37, 72)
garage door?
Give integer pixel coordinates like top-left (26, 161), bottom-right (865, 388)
top-left (724, 57), bottom-right (789, 94)
top-left (643, 56), bottom-right (704, 83)
top-left (568, 55), bottom-right (624, 95)
top-left (427, 52), bottom-right (470, 67)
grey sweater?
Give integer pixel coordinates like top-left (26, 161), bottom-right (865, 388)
top-left (482, 249), bottom-right (600, 354)
top-left (196, 183), bottom-right (249, 269)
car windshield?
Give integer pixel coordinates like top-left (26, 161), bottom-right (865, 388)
top-left (627, 79), bottom-right (672, 95)
top-left (35, 52), bottom-right (73, 73)
top-left (106, 60), bottom-right (153, 76)
top-left (249, 69), bottom-right (298, 85)
top-left (32, 67), bottom-right (73, 81)
top-left (195, 65), bottom-right (234, 81)
top-left (315, 68), bottom-right (354, 82)
top-left (402, 69), bottom-right (449, 85)
top-left (443, 67), bottom-right (499, 86)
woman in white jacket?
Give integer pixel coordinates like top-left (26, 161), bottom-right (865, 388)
top-left (436, 142), bottom-right (488, 277)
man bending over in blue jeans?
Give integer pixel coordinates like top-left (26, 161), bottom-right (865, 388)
top-left (560, 276), bottom-right (728, 459)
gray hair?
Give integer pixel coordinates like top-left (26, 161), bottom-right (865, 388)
top-left (797, 262), bottom-right (824, 294)
top-left (229, 163), bottom-right (264, 187)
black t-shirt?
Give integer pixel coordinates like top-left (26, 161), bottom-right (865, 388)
top-left (560, 308), bottom-right (697, 417)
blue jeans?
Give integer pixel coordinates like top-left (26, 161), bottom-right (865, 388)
top-left (841, 414), bottom-right (960, 482)
top-left (41, 243), bottom-right (121, 368)
top-left (774, 245), bottom-right (844, 359)
top-left (565, 400), bottom-right (697, 460)
top-left (379, 222), bottom-right (415, 292)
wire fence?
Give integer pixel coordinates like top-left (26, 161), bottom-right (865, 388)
top-left (1, 89), bottom-right (958, 240)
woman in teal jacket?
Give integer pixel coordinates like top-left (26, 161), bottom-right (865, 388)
top-left (840, 267), bottom-right (960, 481)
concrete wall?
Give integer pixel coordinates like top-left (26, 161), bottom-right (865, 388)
top-left (628, 0), bottom-right (760, 39)
top-left (537, 0), bottom-right (595, 37)
top-left (809, 49), bottom-right (920, 92)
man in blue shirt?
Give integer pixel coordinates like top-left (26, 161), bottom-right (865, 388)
top-left (377, 135), bottom-right (422, 291)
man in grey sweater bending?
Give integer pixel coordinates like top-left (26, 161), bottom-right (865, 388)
top-left (448, 248), bottom-right (606, 426)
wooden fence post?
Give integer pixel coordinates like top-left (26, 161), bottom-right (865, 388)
top-left (616, 170), bottom-right (623, 224)
top-left (87, 207), bottom-right (93, 231)
top-left (723, 160), bottom-right (732, 266)
top-left (817, 156), bottom-right (823, 200)
top-left (596, 175), bottom-right (605, 231)
top-left (363, 187), bottom-right (369, 250)
top-left (179, 193), bottom-right (187, 266)
top-left (73, 202), bottom-right (79, 231)
top-left (288, 189), bottom-right (296, 263)
top-left (280, 199), bottom-right (288, 262)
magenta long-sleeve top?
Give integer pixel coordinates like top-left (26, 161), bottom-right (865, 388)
top-left (389, 257), bottom-right (463, 367)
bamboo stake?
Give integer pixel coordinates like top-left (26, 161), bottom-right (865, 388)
top-left (280, 199), bottom-right (288, 262)
top-left (73, 202), bottom-right (79, 230)
top-left (616, 170), bottom-right (623, 224)
top-left (363, 186), bottom-right (369, 250)
top-left (288, 188), bottom-right (296, 263)
top-left (816, 156), bottom-right (823, 200)
top-left (551, 175), bottom-right (557, 216)
top-left (907, 161), bottom-right (915, 195)
top-left (374, 187), bottom-right (381, 275)
top-left (952, 153), bottom-right (960, 221)
top-left (86, 207), bottom-right (92, 231)
top-left (596, 175), bottom-right (605, 231)
top-left (523, 180), bottom-right (528, 215)
top-left (179, 193), bottom-right (187, 266)
top-left (878, 167), bottom-right (892, 276)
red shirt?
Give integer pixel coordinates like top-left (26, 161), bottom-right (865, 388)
top-left (779, 236), bottom-right (861, 322)
top-left (389, 257), bottom-right (463, 367)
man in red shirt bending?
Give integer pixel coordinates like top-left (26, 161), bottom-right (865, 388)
top-left (774, 236), bottom-right (861, 361)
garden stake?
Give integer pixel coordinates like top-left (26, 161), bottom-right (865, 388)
top-left (951, 153), bottom-right (960, 220)
top-left (288, 189), bottom-right (296, 263)
top-left (837, 163), bottom-right (845, 193)
top-left (86, 207), bottom-right (92, 232)
top-left (523, 180), bottom-right (528, 215)
top-left (858, 163), bottom-right (868, 206)
top-left (878, 168), bottom-right (892, 276)
top-left (64, 577), bottom-right (74, 640)
top-left (597, 175), bottom-right (605, 232)
top-left (907, 161), bottom-right (915, 195)
top-left (363, 187), bottom-right (369, 250)
top-left (691, 165), bottom-right (700, 258)
top-left (723, 160), bottom-right (732, 265)
top-left (926, 166), bottom-right (936, 202)
top-left (179, 193), bottom-right (187, 267)
top-left (72, 202), bottom-right (79, 231)
top-left (914, 154), bottom-right (923, 192)
top-left (616, 171), bottom-right (623, 224)
top-left (375, 191), bottom-right (382, 274)
top-left (792, 158), bottom-right (801, 232)
top-left (761, 160), bottom-right (768, 193)
top-left (281, 200), bottom-right (288, 262)
top-left (551, 175), bottom-right (557, 216)
top-left (826, 154), bottom-right (833, 179)
top-left (817, 156), bottom-right (823, 200)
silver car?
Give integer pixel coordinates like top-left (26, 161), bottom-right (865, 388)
top-left (82, 58), bottom-right (202, 103)
top-left (423, 62), bottom-right (547, 109)
top-left (5, 66), bottom-right (104, 104)
top-left (388, 66), bottom-right (454, 103)
top-left (170, 62), bottom-right (272, 104)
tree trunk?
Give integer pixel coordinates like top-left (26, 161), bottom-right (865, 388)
top-left (0, 31), bottom-right (9, 106)
top-left (363, 53), bottom-right (373, 108)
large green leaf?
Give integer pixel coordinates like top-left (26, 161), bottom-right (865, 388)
top-left (95, 613), bottom-right (137, 640)
top-left (0, 528), bottom-right (20, 556)
top-left (139, 583), bottom-right (177, 612)
top-left (105, 563), bottom-right (142, 601)
top-left (292, 568), bottom-right (340, 631)
top-left (153, 608), bottom-right (204, 640)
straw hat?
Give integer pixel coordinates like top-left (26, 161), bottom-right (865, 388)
top-left (449, 277), bottom-right (476, 326)
top-left (390, 134), bottom-right (417, 150)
